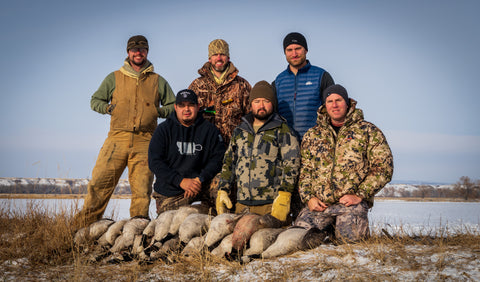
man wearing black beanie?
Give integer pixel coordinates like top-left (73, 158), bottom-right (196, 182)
top-left (294, 84), bottom-right (393, 243)
top-left (274, 32), bottom-right (335, 140)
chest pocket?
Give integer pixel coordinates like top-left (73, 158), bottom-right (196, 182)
top-left (338, 131), bottom-right (367, 171)
top-left (258, 129), bottom-right (280, 160)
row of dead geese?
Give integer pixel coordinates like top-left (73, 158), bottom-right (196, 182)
top-left (74, 205), bottom-right (327, 263)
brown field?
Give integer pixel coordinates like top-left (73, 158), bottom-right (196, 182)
top-left (1, 199), bottom-right (479, 281)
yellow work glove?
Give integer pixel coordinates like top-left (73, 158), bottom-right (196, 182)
top-left (216, 190), bottom-right (233, 215)
top-left (271, 191), bottom-right (291, 221)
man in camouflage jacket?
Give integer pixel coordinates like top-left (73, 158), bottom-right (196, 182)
top-left (295, 84), bottom-right (393, 242)
top-left (216, 81), bottom-right (301, 223)
top-left (188, 39), bottom-right (251, 145)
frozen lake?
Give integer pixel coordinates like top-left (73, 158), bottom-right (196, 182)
top-left (1, 198), bottom-right (479, 235)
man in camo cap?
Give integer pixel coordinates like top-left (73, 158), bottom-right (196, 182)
top-left (72, 35), bottom-right (175, 229)
top-left (295, 84), bottom-right (393, 243)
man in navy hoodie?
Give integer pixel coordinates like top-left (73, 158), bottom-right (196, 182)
top-left (148, 89), bottom-right (226, 215)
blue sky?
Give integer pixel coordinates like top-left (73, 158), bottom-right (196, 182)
top-left (0, 0), bottom-right (479, 183)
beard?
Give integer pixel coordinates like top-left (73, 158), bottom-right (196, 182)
top-left (182, 117), bottom-right (194, 125)
top-left (131, 58), bottom-right (146, 67)
top-left (253, 110), bottom-right (271, 121)
top-left (213, 62), bottom-right (227, 72)
top-left (287, 56), bottom-right (306, 68)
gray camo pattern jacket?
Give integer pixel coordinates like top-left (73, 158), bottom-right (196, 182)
top-left (218, 113), bottom-right (301, 206)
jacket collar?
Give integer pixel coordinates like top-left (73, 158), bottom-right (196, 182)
top-left (285, 60), bottom-right (311, 75)
top-left (120, 59), bottom-right (154, 79)
top-left (197, 61), bottom-right (239, 84)
top-left (239, 112), bottom-right (285, 134)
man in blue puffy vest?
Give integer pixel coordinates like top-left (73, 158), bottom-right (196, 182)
top-left (274, 32), bottom-right (335, 140)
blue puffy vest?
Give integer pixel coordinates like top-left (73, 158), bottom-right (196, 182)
top-left (275, 61), bottom-right (326, 139)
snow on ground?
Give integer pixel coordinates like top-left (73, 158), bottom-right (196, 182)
top-left (2, 243), bottom-right (478, 281)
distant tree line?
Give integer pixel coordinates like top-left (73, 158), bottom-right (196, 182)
top-left (380, 176), bottom-right (480, 200)
top-left (0, 179), bottom-right (131, 195)
top-left (1, 176), bottom-right (479, 200)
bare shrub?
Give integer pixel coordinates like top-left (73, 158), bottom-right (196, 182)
top-left (454, 176), bottom-right (480, 200)
top-left (0, 200), bottom-right (77, 265)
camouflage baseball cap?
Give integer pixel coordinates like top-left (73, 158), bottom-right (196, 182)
top-left (127, 35), bottom-right (149, 52)
top-left (208, 39), bottom-right (229, 58)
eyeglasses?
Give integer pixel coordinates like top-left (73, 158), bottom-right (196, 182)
top-left (129, 48), bottom-right (147, 53)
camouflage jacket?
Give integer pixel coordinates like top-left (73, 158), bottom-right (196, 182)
top-left (299, 99), bottom-right (393, 207)
top-left (218, 113), bottom-right (301, 206)
top-left (188, 62), bottom-right (251, 144)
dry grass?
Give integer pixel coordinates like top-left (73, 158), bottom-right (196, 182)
top-left (1, 200), bottom-right (479, 281)
top-left (0, 201), bottom-right (76, 265)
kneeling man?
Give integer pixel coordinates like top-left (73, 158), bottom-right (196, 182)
top-left (295, 84), bottom-right (393, 242)
top-left (148, 89), bottom-right (226, 215)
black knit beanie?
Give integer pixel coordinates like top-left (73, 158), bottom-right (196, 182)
top-left (322, 84), bottom-right (350, 106)
top-left (283, 32), bottom-right (308, 51)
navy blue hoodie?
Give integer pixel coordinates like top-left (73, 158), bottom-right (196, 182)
top-left (148, 111), bottom-right (226, 197)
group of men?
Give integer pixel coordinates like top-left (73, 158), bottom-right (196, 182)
top-left (73, 32), bottom-right (393, 243)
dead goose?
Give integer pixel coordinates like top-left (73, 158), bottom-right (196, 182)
top-left (211, 233), bottom-right (233, 258)
top-left (168, 206), bottom-right (199, 236)
top-left (178, 213), bottom-right (211, 244)
top-left (231, 213), bottom-right (282, 252)
top-left (110, 217), bottom-right (150, 253)
top-left (261, 227), bottom-right (308, 259)
top-left (74, 218), bottom-right (114, 246)
top-left (203, 213), bottom-right (236, 247)
top-left (149, 237), bottom-right (181, 261)
top-left (142, 218), bottom-right (157, 238)
top-left (142, 210), bottom-right (178, 254)
top-left (243, 228), bottom-right (284, 256)
top-left (181, 235), bottom-right (206, 256)
top-left (152, 210), bottom-right (178, 242)
top-left (97, 219), bottom-right (128, 247)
